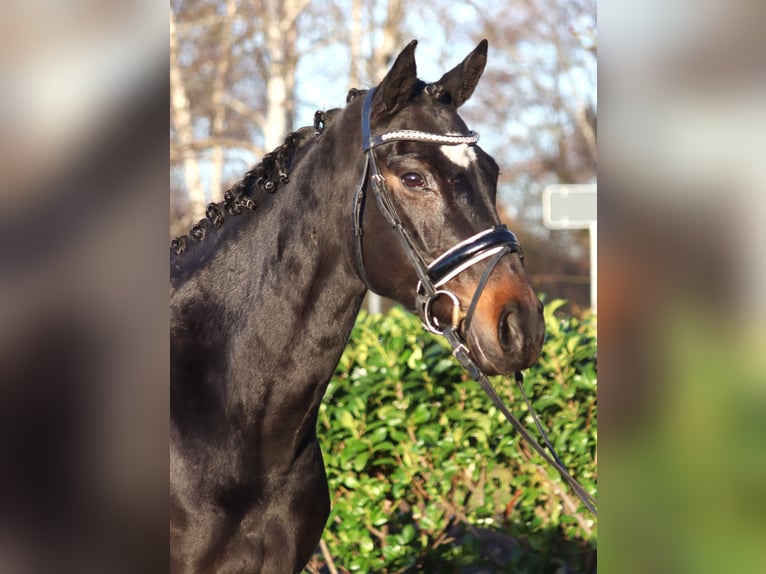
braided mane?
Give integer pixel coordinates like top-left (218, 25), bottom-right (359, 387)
top-left (171, 120), bottom-right (325, 256)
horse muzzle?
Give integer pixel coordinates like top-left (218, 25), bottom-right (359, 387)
top-left (470, 291), bottom-right (545, 375)
top-left (416, 226), bottom-right (545, 375)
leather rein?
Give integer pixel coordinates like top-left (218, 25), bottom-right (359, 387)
top-left (352, 88), bottom-right (597, 517)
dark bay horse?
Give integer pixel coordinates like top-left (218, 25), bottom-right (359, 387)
top-left (170, 39), bottom-right (545, 573)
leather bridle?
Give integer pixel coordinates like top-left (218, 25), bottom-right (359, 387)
top-left (352, 88), bottom-right (597, 517)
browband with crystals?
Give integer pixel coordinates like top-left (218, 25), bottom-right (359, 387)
top-left (365, 130), bottom-right (480, 151)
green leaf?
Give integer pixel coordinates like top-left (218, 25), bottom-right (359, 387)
top-left (353, 451), bottom-right (370, 472)
top-left (337, 409), bottom-right (356, 431)
top-left (406, 345), bottom-right (423, 369)
top-left (359, 534), bottom-right (374, 553)
top-left (397, 524), bottom-right (416, 544)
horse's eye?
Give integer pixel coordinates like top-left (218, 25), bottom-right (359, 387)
top-left (401, 172), bottom-right (426, 189)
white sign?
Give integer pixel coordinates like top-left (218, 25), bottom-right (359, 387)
top-left (542, 184), bottom-right (597, 311)
top-left (542, 184), bottom-right (597, 230)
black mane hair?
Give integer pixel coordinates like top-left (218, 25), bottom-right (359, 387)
top-left (171, 114), bottom-right (337, 257)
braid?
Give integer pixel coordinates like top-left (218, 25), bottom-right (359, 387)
top-left (346, 88), bottom-right (363, 103)
top-left (170, 122), bottom-right (326, 255)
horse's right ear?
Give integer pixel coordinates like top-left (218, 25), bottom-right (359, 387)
top-left (372, 40), bottom-right (419, 119)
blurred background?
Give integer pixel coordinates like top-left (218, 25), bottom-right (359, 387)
top-left (599, 1), bottom-right (766, 572)
top-left (1, 0), bottom-right (765, 572)
top-left (1, 2), bottom-right (169, 573)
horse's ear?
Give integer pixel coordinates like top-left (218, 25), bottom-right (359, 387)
top-left (372, 39), bottom-right (419, 118)
top-left (435, 39), bottom-right (488, 108)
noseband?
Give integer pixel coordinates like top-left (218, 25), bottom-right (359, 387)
top-left (351, 88), bottom-right (597, 517)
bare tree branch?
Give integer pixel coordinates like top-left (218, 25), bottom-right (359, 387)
top-left (210, 0), bottom-right (238, 201)
top-left (171, 138), bottom-right (263, 160)
top-left (225, 96), bottom-right (266, 127)
top-left (170, 4), bottom-right (205, 217)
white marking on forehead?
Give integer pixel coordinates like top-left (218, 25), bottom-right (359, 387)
top-left (440, 143), bottom-right (477, 169)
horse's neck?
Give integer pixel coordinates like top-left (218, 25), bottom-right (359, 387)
top-left (171, 163), bottom-right (366, 452)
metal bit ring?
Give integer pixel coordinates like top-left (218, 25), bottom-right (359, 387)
top-left (421, 290), bottom-right (462, 335)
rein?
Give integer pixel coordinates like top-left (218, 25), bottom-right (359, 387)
top-left (352, 88), bottom-right (597, 517)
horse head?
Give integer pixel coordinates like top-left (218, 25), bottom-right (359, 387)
top-left (352, 39), bottom-right (545, 375)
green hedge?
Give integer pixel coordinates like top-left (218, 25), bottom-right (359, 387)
top-left (313, 301), bottom-right (597, 573)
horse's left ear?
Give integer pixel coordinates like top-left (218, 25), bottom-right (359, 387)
top-left (435, 39), bottom-right (488, 108)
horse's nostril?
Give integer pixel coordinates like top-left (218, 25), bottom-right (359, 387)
top-left (498, 308), bottom-right (515, 349)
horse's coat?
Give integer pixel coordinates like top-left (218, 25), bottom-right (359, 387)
top-left (170, 40), bottom-right (544, 573)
